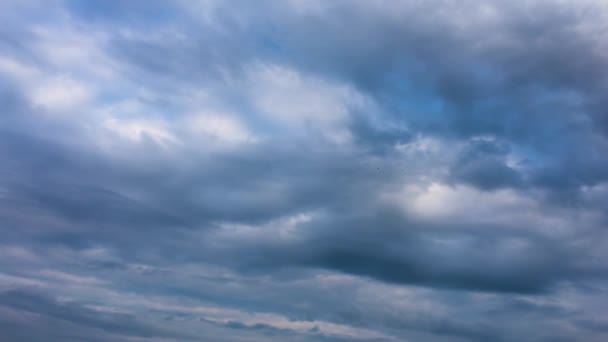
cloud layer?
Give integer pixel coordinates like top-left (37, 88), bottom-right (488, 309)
top-left (1, 1), bottom-right (608, 341)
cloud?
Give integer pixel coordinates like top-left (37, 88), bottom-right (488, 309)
top-left (1, 0), bottom-right (608, 341)
top-left (0, 289), bottom-right (191, 341)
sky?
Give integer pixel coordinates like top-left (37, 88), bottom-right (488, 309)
top-left (1, 0), bottom-right (608, 341)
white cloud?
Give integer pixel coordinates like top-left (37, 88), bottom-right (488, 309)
top-left (0, 55), bottom-right (39, 81)
top-left (388, 182), bottom-right (598, 238)
top-left (37, 270), bottom-right (106, 286)
top-left (214, 211), bottom-right (316, 242)
top-left (31, 24), bottom-right (117, 80)
top-left (186, 112), bottom-right (256, 146)
top-left (103, 117), bottom-right (178, 145)
top-left (246, 63), bottom-right (370, 144)
top-left (30, 76), bottom-right (93, 112)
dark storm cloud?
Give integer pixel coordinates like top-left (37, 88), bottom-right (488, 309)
top-left (448, 139), bottom-right (524, 190)
top-left (209, 209), bottom-right (599, 294)
top-left (1, 0), bottom-right (608, 341)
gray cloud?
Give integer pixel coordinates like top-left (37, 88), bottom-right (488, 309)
top-left (1, 0), bottom-right (608, 341)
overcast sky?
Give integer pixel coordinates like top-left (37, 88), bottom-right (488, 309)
top-left (1, 1), bottom-right (608, 341)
